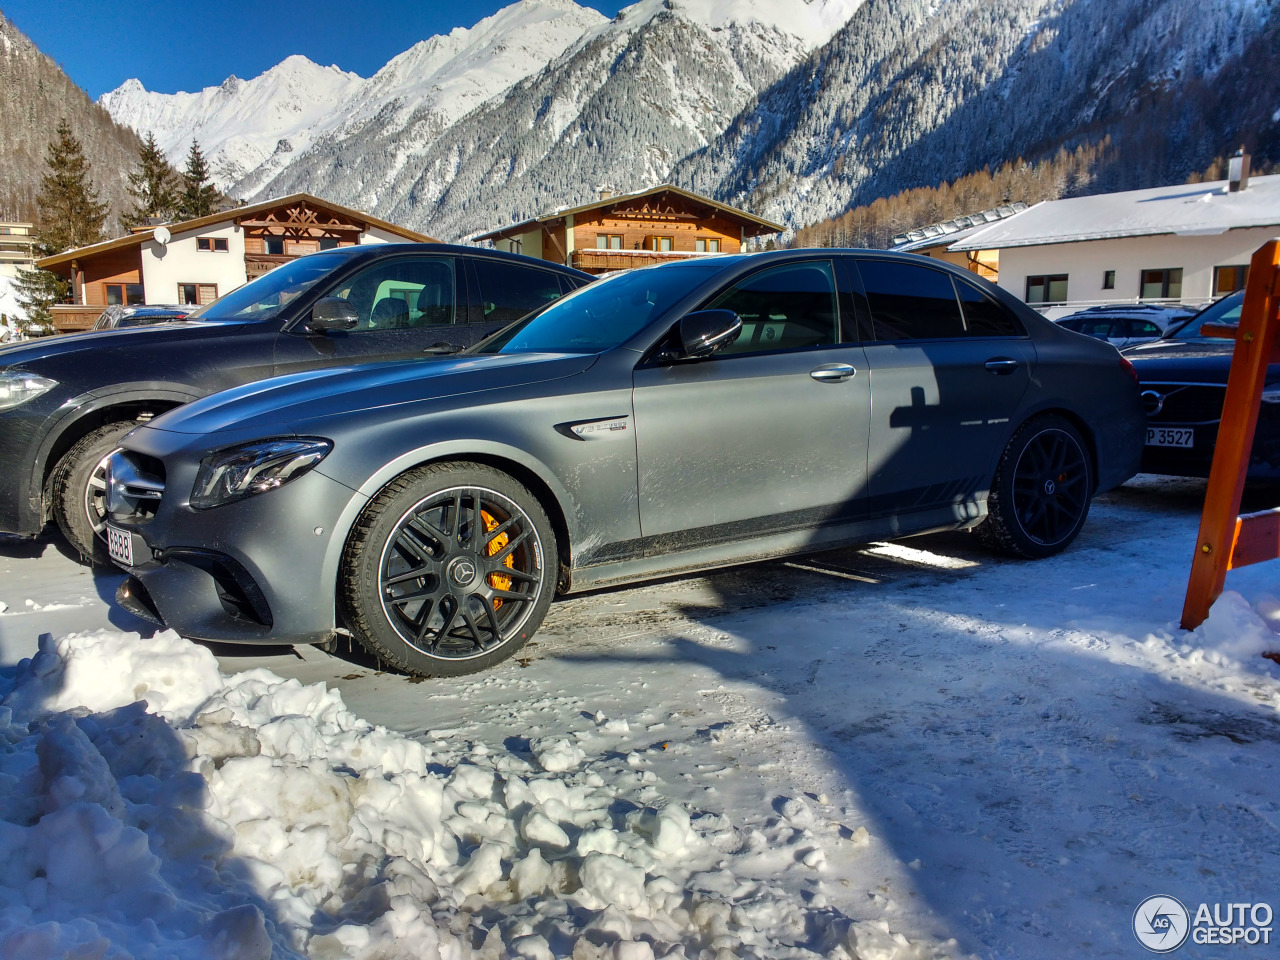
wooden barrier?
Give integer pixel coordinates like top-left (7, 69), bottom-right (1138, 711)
top-left (1181, 239), bottom-right (1280, 631)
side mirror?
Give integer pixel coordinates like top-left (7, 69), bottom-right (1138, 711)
top-left (305, 297), bottom-right (358, 333)
top-left (677, 309), bottom-right (742, 359)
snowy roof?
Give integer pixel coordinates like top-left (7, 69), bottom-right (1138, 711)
top-left (950, 174), bottom-right (1280, 251)
top-left (890, 202), bottom-right (1028, 252)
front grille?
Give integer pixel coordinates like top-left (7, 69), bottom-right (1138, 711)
top-left (1140, 383), bottom-right (1226, 423)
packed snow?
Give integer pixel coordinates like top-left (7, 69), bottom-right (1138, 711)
top-left (0, 276), bottom-right (23, 339)
top-left (1, 475), bottom-right (1278, 958)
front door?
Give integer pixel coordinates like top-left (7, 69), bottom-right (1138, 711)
top-left (632, 259), bottom-right (871, 545)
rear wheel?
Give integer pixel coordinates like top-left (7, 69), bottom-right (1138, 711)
top-left (52, 421), bottom-right (136, 565)
top-left (340, 463), bottom-right (556, 677)
top-left (977, 415), bottom-right (1092, 559)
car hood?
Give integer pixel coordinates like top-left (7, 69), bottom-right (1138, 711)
top-left (0, 320), bottom-right (246, 366)
top-left (1121, 338), bottom-right (1237, 382)
top-left (148, 352), bottom-right (598, 435)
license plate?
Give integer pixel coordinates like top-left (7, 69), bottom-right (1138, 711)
top-left (1146, 427), bottom-right (1194, 448)
top-left (106, 524), bottom-right (134, 567)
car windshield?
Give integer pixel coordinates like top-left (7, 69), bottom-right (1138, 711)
top-left (186, 252), bottom-right (353, 321)
top-left (1163, 291), bottom-right (1244, 340)
top-left (476, 262), bottom-right (723, 354)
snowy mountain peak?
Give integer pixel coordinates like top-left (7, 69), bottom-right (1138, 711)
top-left (612, 0), bottom-right (863, 50)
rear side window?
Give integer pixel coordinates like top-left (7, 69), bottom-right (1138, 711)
top-left (955, 279), bottom-right (1023, 336)
top-left (1131, 319), bottom-right (1162, 338)
top-left (470, 259), bottom-right (566, 324)
top-left (856, 260), bottom-right (964, 340)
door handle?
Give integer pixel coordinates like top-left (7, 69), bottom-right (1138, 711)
top-left (985, 358), bottom-right (1019, 374)
top-left (810, 363), bottom-right (856, 383)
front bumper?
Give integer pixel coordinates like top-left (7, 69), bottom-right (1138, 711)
top-left (109, 428), bottom-right (364, 645)
top-left (1139, 419), bottom-right (1280, 480)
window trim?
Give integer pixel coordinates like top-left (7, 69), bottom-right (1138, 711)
top-left (1139, 267), bottom-right (1183, 300)
top-left (178, 282), bottom-right (218, 306)
top-left (196, 236), bottom-right (229, 252)
top-left (1213, 264), bottom-right (1249, 296)
top-left (105, 282), bottom-right (145, 306)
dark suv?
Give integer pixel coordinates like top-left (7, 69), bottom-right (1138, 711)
top-left (0, 244), bottom-right (590, 563)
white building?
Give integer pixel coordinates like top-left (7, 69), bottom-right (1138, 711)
top-left (949, 163), bottom-right (1279, 318)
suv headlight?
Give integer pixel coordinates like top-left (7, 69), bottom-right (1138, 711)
top-left (190, 438), bottom-right (332, 510)
top-left (0, 372), bottom-right (58, 412)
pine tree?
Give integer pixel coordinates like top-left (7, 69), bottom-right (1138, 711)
top-left (121, 132), bottom-right (178, 231)
top-left (177, 140), bottom-right (220, 220)
top-left (15, 118), bottom-right (107, 334)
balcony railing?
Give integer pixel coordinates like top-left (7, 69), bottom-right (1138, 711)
top-left (245, 254), bottom-right (293, 279)
top-left (50, 304), bottom-right (103, 332)
top-left (570, 248), bottom-right (723, 273)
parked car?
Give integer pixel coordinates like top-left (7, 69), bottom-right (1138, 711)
top-left (104, 250), bottom-right (1144, 676)
top-left (0, 245), bottom-right (592, 563)
top-left (1055, 303), bottom-right (1197, 349)
top-left (1122, 291), bottom-right (1280, 478)
top-left (93, 304), bottom-right (193, 330)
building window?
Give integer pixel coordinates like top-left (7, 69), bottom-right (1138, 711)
top-left (319, 238), bottom-right (340, 251)
top-left (596, 235), bottom-right (622, 250)
top-left (651, 236), bottom-right (673, 252)
top-left (105, 283), bottom-right (144, 306)
top-left (1026, 274), bottom-right (1068, 304)
top-left (178, 283), bottom-right (218, 306)
top-left (695, 238), bottom-right (721, 253)
top-left (1102, 270), bottom-right (1115, 290)
top-left (265, 238), bottom-right (285, 255)
top-left (1140, 268), bottom-right (1182, 300)
top-left (196, 236), bottom-right (229, 252)
top-left (1213, 265), bottom-right (1249, 296)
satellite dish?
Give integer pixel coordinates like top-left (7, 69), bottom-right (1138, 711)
top-left (154, 226), bottom-right (171, 245)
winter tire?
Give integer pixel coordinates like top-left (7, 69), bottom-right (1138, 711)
top-left (977, 414), bottom-right (1092, 559)
top-left (52, 421), bottom-right (136, 565)
top-left (341, 462), bottom-right (556, 677)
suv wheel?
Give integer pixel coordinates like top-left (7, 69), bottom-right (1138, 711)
top-left (52, 421), bottom-right (136, 565)
top-left (341, 463), bottom-right (557, 677)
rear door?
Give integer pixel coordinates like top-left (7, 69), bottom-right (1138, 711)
top-left (273, 254), bottom-right (463, 374)
top-left (852, 257), bottom-right (1035, 518)
top-left (464, 257), bottom-right (578, 347)
top-left (632, 258), bottom-right (871, 542)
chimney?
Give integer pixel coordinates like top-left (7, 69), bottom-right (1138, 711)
top-left (1229, 147), bottom-right (1251, 192)
top-left (598, 188), bottom-right (614, 201)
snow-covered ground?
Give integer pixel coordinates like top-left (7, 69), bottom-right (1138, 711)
top-left (1, 475), bottom-right (1278, 959)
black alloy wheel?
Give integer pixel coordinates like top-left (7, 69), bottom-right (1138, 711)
top-left (978, 414), bottom-right (1093, 559)
top-left (341, 463), bottom-right (556, 677)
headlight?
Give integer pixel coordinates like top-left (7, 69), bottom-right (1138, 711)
top-left (0, 372), bottom-right (58, 412)
top-left (1262, 385), bottom-right (1280, 405)
top-left (190, 438), bottom-right (332, 510)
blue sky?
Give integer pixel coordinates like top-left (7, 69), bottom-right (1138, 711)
top-left (6, 0), bottom-right (627, 99)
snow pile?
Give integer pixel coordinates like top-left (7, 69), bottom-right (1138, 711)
top-left (1187, 590), bottom-right (1280, 667)
top-left (0, 630), bottom-right (945, 959)
top-left (0, 275), bottom-right (24, 339)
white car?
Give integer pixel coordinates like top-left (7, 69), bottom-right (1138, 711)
top-left (1055, 304), bottom-right (1196, 349)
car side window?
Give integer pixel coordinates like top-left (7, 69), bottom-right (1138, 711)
top-left (469, 259), bottom-right (567, 324)
top-left (856, 259), bottom-right (966, 340)
top-left (705, 260), bottom-right (839, 355)
top-left (325, 257), bottom-right (456, 331)
top-left (1131, 319), bottom-right (1162, 338)
top-left (1077, 319), bottom-right (1117, 339)
top-left (954, 278), bottom-right (1024, 337)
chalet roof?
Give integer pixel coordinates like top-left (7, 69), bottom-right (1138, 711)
top-left (36, 193), bottom-right (437, 269)
top-left (890, 202), bottom-right (1029, 253)
top-left (950, 174), bottom-right (1280, 251)
top-left (472, 184), bottom-right (784, 243)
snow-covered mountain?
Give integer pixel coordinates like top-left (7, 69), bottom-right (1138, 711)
top-left (100, 0), bottom-right (1278, 242)
top-left (100, 0), bottom-right (610, 193)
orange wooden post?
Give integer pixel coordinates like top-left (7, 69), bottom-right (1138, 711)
top-left (1181, 239), bottom-right (1280, 629)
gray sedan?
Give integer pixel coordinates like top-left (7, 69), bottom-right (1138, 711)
top-left (105, 251), bottom-right (1144, 676)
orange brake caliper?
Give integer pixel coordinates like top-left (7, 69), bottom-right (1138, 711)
top-left (481, 510), bottom-right (515, 609)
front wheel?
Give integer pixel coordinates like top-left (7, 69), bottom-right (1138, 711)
top-left (977, 415), bottom-right (1093, 559)
top-left (52, 421), bottom-right (136, 565)
top-left (340, 463), bottom-right (557, 677)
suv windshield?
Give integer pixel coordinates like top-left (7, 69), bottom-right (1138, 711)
top-left (187, 252), bottom-right (353, 321)
top-left (477, 262), bottom-right (723, 354)
top-left (1163, 291), bottom-right (1244, 340)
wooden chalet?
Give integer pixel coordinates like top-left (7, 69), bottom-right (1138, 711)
top-left (473, 185), bottom-right (783, 274)
top-left (36, 194), bottom-right (436, 331)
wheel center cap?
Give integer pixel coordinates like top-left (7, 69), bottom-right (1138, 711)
top-left (448, 557), bottom-right (478, 587)
top-left (1043, 478), bottom-right (1057, 495)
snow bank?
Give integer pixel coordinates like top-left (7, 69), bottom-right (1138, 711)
top-left (0, 630), bottom-right (945, 959)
